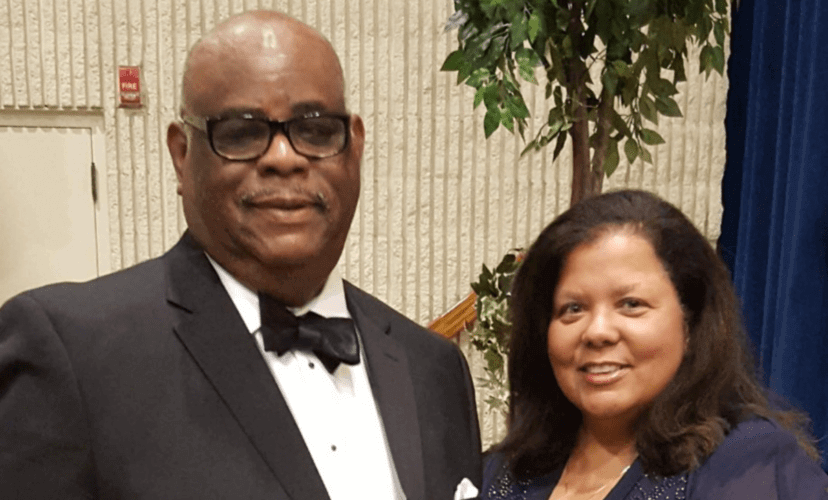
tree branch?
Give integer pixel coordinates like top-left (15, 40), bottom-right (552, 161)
top-left (564, 0), bottom-right (600, 205)
top-left (589, 87), bottom-right (613, 187)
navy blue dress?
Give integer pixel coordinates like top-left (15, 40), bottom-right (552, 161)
top-left (481, 418), bottom-right (828, 499)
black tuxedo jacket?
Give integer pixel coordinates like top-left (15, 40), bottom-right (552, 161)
top-left (0, 233), bottom-right (481, 499)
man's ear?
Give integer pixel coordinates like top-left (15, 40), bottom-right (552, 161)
top-left (167, 121), bottom-right (188, 195)
top-left (349, 114), bottom-right (365, 162)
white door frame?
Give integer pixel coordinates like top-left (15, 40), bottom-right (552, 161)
top-left (0, 109), bottom-right (111, 276)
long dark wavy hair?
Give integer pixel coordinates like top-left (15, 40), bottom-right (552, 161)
top-left (494, 189), bottom-right (819, 479)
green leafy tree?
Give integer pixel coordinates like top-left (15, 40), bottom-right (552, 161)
top-left (468, 249), bottom-right (522, 414)
top-left (441, 0), bottom-right (729, 204)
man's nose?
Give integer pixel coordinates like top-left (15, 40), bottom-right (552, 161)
top-left (255, 131), bottom-right (309, 176)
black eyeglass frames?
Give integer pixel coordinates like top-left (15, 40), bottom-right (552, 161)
top-left (180, 112), bottom-right (350, 161)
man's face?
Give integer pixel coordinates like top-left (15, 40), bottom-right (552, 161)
top-left (169, 21), bottom-right (363, 302)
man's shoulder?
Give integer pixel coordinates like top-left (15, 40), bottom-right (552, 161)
top-left (25, 254), bottom-right (165, 305)
top-left (11, 232), bottom-right (202, 311)
top-left (343, 281), bottom-right (454, 346)
top-left (3, 254), bottom-right (169, 327)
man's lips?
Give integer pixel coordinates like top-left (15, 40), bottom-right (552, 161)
top-left (239, 191), bottom-right (328, 212)
top-left (248, 197), bottom-right (316, 210)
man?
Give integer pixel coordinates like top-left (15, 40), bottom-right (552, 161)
top-left (0, 10), bottom-right (481, 499)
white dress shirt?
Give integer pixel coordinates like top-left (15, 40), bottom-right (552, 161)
top-left (208, 257), bottom-right (406, 500)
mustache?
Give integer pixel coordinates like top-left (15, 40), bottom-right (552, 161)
top-left (238, 188), bottom-right (329, 211)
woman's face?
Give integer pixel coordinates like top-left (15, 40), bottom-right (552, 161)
top-left (547, 230), bottom-right (686, 429)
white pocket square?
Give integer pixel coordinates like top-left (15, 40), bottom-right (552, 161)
top-left (453, 477), bottom-right (479, 500)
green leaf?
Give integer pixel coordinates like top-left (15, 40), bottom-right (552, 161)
top-left (610, 109), bottom-right (632, 137)
top-left (621, 76), bottom-right (638, 106)
top-left (484, 346), bottom-right (504, 375)
top-left (501, 106), bottom-right (515, 132)
top-left (687, 0), bottom-right (703, 24)
top-left (548, 118), bottom-right (564, 137)
top-left (483, 84), bottom-right (499, 108)
top-left (497, 274), bottom-right (514, 294)
top-left (624, 138), bottom-right (639, 165)
top-left (495, 253), bottom-right (516, 272)
top-left (700, 45), bottom-right (714, 76)
top-left (714, 22), bottom-right (725, 47)
top-left (456, 62), bottom-right (473, 85)
top-left (484, 108), bottom-right (500, 137)
top-left (519, 65), bottom-right (537, 84)
top-left (670, 56), bottom-right (687, 84)
top-left (649, 77), bottom-right (678, 96)
top-left (626, 0), bottom-right (657, 24)
top-left (548, 43), bottom-right (565, 83)
top-left (547, 105), bottom-right (562, 125)
top-left (639, 145), bottom-right (653, 163)
top-left (552, 130), bottom-right (568, 160)
top-left (466, 67), bottom-right (489, 88)
top-left (561, 35), bottom-right (573, 58)
top-left (516, 48), bottom-right (540, 84)
top-left (510, 12), bottom-right (527, 50)
top-left (547, 108), bottom-right (564, 136)
top-left (440, 50), bottom-right (465, 72)
top-left (640, 128), bottom-right (665, 145)
top-left (555, 6), bottom-right (569, 32)
top-left (594, 0), bottom-right (613, 45)
top-left (665, 18), bottom-right (689, 50)
top-left (528, 12), bottom-right (542, 42)
top-left (641, 46), bottom-right (659, 79)
top-left (520, 139), bottom-right (539, 156)
top-left (553, 86), bottom-right (564, 107)
top-left (612, 60), bottom-right (632, 78)
top-left (655, 95), bottom-right (682, 117)
top-left (639, 95), bottom-right (658, 124)
top-left (585, 0), bottom-right (598, 19)
top-left (502, 72), bottom-right (520, 93)
top-left (506, 95), bottom-right (530, 119)
top-left (602, 71), bottom-right (618, 98)
top-left (711, 46), bottom-right (725, 76)
top-left (473, 86), bottom-right (486, 109)
top-left (702, 17), bottom-right (714, 41)
top-left (604, 140), bottom-right (620, 176)
top-left (480, 263), bottom-right (493, 281)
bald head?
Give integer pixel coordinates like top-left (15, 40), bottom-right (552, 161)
top-left (180, 10), bottom-right (345, 115)
top-left (167, 9), bottom-right (364, 306)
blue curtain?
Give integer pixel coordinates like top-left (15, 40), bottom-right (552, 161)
top-left (720, 0), bottom-right (828, 468)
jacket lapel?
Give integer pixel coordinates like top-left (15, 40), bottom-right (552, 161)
top-left (165, 233), bottom-right (330, 500)
top-left (345, 283), bottom-right (426, 500)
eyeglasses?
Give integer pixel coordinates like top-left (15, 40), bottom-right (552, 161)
top-left (181, 112), bottom-right (351, 161)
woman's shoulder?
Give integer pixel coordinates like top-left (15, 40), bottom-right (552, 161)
top-left (687, 417), bottom-right (828, 498)
top-left (479, 452), bottom-right (559, 500)
top-left (702, 417), bottom-right (805, 465)
top-left (479, 452), bottom-right (525, 500)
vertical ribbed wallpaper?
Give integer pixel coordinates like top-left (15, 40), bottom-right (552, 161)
top-left (2, 0), bottom-right (727, 447)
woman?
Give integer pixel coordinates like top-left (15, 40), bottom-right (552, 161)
top-left (480, 190), bottom-right (828, 499)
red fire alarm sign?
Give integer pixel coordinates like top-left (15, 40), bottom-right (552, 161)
top-left (118, 66), bottom-right (142, 108)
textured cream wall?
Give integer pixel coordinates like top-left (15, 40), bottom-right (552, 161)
top-left (2, 0), bottom-right (727, 449)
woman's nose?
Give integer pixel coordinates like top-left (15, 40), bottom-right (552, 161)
top-left (581, 308), bottom-right (620, 347)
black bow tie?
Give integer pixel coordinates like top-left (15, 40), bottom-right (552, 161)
top-left (259, 293), bottom-right (360, 373)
